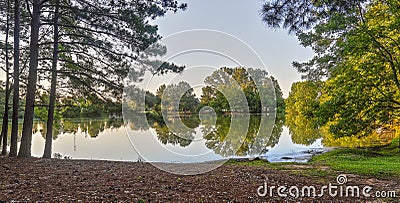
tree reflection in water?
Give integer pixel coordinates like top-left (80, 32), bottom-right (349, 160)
top-left (29, 118), bottom-right (125, 140)
top-left (201, 114), bottom-right (284, 157)
top-left (152, 116), bottom-right (200, 147)
top-left (125, 112), bottom-right (284, 158)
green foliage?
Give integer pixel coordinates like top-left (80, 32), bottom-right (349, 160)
top-left (163, 81), bottom-right (199, 113)
top-left (285, 81), bottom-right (323, 145)
top-left (0, 81), bottom-right (16, 119)
top-left (271, 76), bottom-right (285, 115)
top-left (60, 94), bottom-right (121, 118)
top-left (144, 91), bottom-right (160, 112)
top-left (61, 106), bottom-right (80, 118)
top-left (317, 1), bottom-right (400, 138)
top-left (264, 0), bottom-right (400, 142)
top-left (38, 0), bottom-right (189, 102)
top-left (261, 0), bottom-right (370, 80)
top-left (200, 67), bottom-right (283, 114)
top-left (147, 82), bottom-right (199, 114)
top-left (390, 137), bottom-right (400, 149)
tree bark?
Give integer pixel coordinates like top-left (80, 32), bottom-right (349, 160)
top-left (10, 0), bottom-right (21, 157)
top-left (18, 0), bottom-right (41, 158)
top-left (1, 0), bottom-right (11, 155)
top-left (43, 0), bottom-right (59, 158)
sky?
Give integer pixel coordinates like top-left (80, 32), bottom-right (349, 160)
top-left (151, 0), bottom-right (314, 98)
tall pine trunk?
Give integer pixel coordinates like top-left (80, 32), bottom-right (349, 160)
top-left (10, 0), bottom-right (21, 157)
top-left (1, 0), bottom-right (11, 155)
top-left (18, 0), bottom-right (41, 158)
top-left (43, 0), bottom-right (59, 158)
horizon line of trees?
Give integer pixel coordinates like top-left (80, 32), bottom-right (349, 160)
top-left (126, 67), bottom-right (285, 116)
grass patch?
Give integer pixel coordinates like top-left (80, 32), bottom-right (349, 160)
top-left (227, 139), bottom-right (400, 179)
top-left (310, 144), bottom-right (400, 179)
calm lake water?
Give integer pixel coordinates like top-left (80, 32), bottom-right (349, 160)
top-left (3, 115), bottom-right (324, 163)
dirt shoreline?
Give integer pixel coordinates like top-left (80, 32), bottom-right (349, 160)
top-left (0, 157), bottom-right (398, 202)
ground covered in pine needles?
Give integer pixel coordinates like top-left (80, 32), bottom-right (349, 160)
top-left (0, 156), bottom-right (399, 202)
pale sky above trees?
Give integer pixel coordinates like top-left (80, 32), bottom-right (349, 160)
top-left (152, 0), bottom-right (314, 97)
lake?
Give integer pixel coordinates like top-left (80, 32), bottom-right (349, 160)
top-left (2, 115), bottom-right (325, 163)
